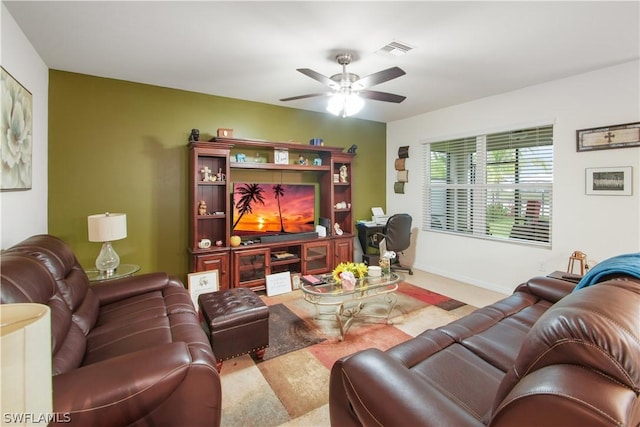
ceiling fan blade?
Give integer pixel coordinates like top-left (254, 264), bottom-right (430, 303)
top-left (297, 68), bottom-right (340, 90)
top-left (358, 90), bottom-right (406, 103)
top-left (352, 67), bottom-right (406, 90)
top-left (279, 92), bottom-right (330, 102)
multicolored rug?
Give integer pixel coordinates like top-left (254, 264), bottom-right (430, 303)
top-left (220, 282), bottom-right (476, 427)
top-left (251, 303), bottom-right (326, 362)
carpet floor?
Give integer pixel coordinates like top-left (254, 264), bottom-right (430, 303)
top-left (251, 303), bottom-right (326, 362)
top-left (219, 282), bottom-right (476, 427)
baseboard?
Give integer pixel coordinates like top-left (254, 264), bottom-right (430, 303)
top-left (412, 263), bottom-right (512, 295)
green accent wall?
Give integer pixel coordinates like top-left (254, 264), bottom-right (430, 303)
top-left (48, 70), bottom-right (386, 280)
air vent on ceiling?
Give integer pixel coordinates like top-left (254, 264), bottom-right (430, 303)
top-left (377, 41), bottom-right (414, 57)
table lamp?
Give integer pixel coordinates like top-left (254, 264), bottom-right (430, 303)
top-left (88, 212), bottom-right (127, 276)
top-left (0, 303), bottom-right (52, 426)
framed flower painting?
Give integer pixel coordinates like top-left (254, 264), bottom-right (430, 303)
top-left (1, 67), bottom-right (33, 191)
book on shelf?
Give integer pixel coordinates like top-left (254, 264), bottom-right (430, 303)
top-left (272, 251), bottom-right (297, 260)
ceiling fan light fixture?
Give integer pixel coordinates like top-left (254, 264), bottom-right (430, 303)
top-left (327, 91), bottom-right (364, 117)
top-left (285, 52), bottom-right (405, 116)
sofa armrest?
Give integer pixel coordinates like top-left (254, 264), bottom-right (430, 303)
top-left (491, 365), bottom-right (637, 427)
top-left (514, 276), bottom-right (576, 303)
top-left (90, 272), bottom-right (184, 305)
top-left (330, 348), bottom-right (483, 427)
top-left (53, 342), bottom-right (220, 427)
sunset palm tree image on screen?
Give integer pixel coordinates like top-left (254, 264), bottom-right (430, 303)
top-left (232, 183), bottom-right (316, 236)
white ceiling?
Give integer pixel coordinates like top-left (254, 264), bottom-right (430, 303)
top-left (4, 1), bottom-right (640, 123)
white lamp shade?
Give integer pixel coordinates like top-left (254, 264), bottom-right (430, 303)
top-left (0, 303), bottom-right (52, 425)
top-left (88, 213), bottom-right (127, 242)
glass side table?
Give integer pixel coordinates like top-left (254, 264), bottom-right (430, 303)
top-left (86, 264), bottom-right (140, 283)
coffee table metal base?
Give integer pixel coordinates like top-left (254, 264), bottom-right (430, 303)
top-left (313, 293), bottom-right (398, 341)
top-left (302, 277), bottom-right (399, 341)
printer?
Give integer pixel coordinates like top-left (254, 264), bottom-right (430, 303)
top-left (371, 207), bottom-right (389, 226)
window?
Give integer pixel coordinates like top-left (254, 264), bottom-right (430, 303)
top-left (423, 125), bottom-right (553, 245)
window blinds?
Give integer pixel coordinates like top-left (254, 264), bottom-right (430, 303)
top-left (423, 125), bottom-right (553, 245)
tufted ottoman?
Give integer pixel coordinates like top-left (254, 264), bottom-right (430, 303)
top-left (198, 287), bottom-right (269, 371)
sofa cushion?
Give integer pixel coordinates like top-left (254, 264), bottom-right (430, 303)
top-left (52, 320), bottom-right (88, 375)
top-left (0, 252), bottom-right (87, 374)
top-left (91, 273), bottom-right (196, 316)
top-left (0, 252), bottom-right (58, 305)
top-left (84, 309), bottom-right (212, 367)
top-left (95, 290), bottom-right (170, 328)
top-left (436, 292), bottom-right (552, 372)
top-left (84, 315), bottom-right (173, 365)
top-left (393, 331), bottom-right (505, 421)
top-left (5, 234), bottom-right (99, 334)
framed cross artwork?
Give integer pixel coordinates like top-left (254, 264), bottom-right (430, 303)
top-left (577, 122), bottom-right (640, 152)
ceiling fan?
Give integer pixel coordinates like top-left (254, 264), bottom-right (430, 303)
top-left (280, 53), bottom-right (406, 116)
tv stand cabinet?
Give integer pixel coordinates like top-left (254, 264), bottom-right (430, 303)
top-left (188, 137), bottom-right (355, 291)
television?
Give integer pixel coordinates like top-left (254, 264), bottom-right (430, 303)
top-left (232, 182), bottom-right (316, 237)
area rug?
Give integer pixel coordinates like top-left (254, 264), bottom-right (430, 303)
top-left (220, 282), bottom-right (476, 427)
top-left (251, 303), bottom-right (326, 362)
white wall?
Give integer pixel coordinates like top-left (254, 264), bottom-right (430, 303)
top-left (387, 60), bottom-right (640, 294)
top-left (1, 4), bottom-right (49, 248)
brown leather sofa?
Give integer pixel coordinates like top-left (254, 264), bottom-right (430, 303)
top-left (330, 274), bottom-right (640, 426)
top-left (1, 234), bottom-right (221, 427)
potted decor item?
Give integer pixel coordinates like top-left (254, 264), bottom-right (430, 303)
top-left (340, 271), bottom-right (357, 291)
top-left (380, 251), bottom-right (396, 276)
top-left (332, 262), bottom-right (367, 290)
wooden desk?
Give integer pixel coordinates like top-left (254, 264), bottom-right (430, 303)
top-left (356, 222), bottom-right (384, 265)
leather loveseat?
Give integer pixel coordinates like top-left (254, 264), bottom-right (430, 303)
top-left (1, 234), bottom-right (221, 427)
top-left (330, 271), bottom-right (640, 426)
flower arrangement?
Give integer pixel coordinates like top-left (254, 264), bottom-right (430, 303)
top-left (380, 250), bottom-right (396, 275)
top-left (332, 262), bottom-right (368, 283)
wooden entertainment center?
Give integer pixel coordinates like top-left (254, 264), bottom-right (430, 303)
top-left (188, 137), bottom-right (355, 291)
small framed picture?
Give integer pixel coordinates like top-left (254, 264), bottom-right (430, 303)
top-left (187, 270), bottom-right (219, 310)
top-left (333, 173), bottom-right (340, 183)
top-left (291, 273), bottom-right (301, 290)
top-left (274, 149), bottom-right (289, 164)
top-left (266, 271), bottom-right (292, 296)
top-left (585, 166), bottom-right (632, 196)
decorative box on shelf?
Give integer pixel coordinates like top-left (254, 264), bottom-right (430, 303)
top-left (217, 128), bottom-right (233, 138)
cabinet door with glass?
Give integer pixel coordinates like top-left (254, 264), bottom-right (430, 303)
top-left (302, 240), bottom-right (332, 275)
top-left (233, 248), bottom-right (269, 290)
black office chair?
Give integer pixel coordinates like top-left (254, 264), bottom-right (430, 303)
top-left (374, 213), bottom-right (413, 275)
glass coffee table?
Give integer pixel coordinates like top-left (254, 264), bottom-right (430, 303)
top-left (300, 272), bottom-right (400, 341)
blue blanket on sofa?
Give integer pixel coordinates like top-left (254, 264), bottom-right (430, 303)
top-left (574, 252), bottom-right (640, 291)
